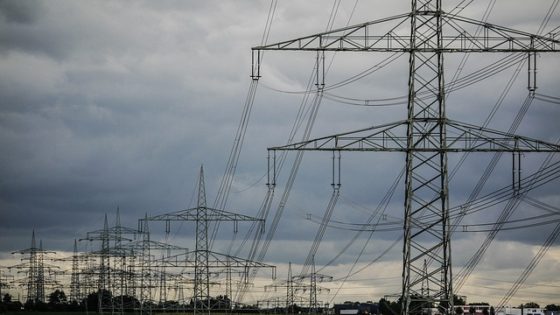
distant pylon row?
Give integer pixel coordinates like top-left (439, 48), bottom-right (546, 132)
top-left (3, 167), bottom-right (276, 315)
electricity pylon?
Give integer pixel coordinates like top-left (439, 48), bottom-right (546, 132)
top-left (0, 266), bottom-right (12, 299)
top-left (122, 231), bottom-right (190, 313)
top-left (142, 166), bottom-right (275, 314)
top-left (9, 231), bottom-right (58, 303)
top-left (70, 239), bottom-right (81, 303)
top-left (251, 1), bottom-right (560, 314)
top-left (263, 262), bottom-right (298, 314)
top-left (81, 210), bottom-right (146, 314)
top-left (263, 261), bottom-right (330, 314)
top-left (293, 258), bottom-right (332, 314)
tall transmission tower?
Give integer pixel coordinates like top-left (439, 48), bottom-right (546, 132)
top-left (81, 214), bottom-right (115, 314)
top-left (139, 214), bottom-right (152, 315)
top-left (142, 166), bottom-right (275, 314)
top-left (9, 231), bottom-right (58, 303)
top-left (69, 239), bottom-right (81, 303)
top-left (287, 262), bottom-right (294, 313)
top-left (251, 1), bottom-right (560, 314)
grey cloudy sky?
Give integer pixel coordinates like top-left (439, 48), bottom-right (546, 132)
top-left (0, 0), bottom-right (559, 306)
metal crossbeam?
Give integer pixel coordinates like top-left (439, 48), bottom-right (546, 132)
top-left (148, 251), bottom-right (275, 270)
top-left (144, 207), bottom-right (263, 224)
top-left (268, 120), bottom-right (560, 153)
top-left (252, 14), bottom-right (559, 53)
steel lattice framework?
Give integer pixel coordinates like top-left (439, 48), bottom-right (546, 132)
top-left (251, 1), bottom-right (560, 314)
top-left (262, 261), bottom-right (331, 314)
top-left (69, 239), bottom-right (80, 303)
top-left (9, 231), bottom-right (58, 303)
top-left (142, 166), bottom-right (275, 315)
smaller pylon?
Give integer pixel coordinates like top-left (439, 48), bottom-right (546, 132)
top-left (70, 239), bottom-right (80, 303)
top-left (287, 262), bottom-right (294, 314)
top-left (140, 213), bottom-right (152, 315)
top-left (9, 231), bottom-right (58, 303)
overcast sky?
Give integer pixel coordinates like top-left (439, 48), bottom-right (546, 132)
top-left (0, 0), bottom-right (559, 307)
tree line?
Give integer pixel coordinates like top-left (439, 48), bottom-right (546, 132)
top-left (1, 290), bottom-right (560, 313)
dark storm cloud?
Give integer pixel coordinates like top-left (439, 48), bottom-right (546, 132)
top-left (0, 0), bottom-right (280, 255)
top-left (0, 0), bottom-right (559, 305)
top-left (0, 0), bottom-right (41, 24)
top-left (0, 1), bottom-right (87, 59)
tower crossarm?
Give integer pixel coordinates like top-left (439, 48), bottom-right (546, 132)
top-left (205, 251), bottom-right (276, 272)
top-left (83, 226), bottom-right (140, 240)
top-left (264, 280), bottom-right (289, 291)
top-left (442, 13), bottom-right (559, 52)
top-left (252, 12), bottom-right (559, 54)
top-left (124, 239), bottom-right (188, 252)
top-left (293, 273), bottom-right (333, 283)
top-left (11, 248), bottom-right (56, 255)
top-left (265, 282), bottom-right (311, 291)
top-left (294, 286), bottom-right (330, 294)
top-left (143, 207), bottom-right (263, 223)
top-left (268, 120), bottom-right (560, 153)
top-left (445, 120), bottom-right (560, 152)
top-left (130, 250), bottom-right (276, 274)
top-left (253, 13), bottom-right (410, 52)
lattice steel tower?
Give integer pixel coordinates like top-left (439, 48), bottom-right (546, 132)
top-left (194, 166), bottom-right (210, 311)
top-left (69, 239), bottom-right (80, 303)
top-left (251, 1), bottom-right (560, 314)
top-left (10, 231), bottom-right (57, 303)
top-left (142, 166), bottom-right (275, 315)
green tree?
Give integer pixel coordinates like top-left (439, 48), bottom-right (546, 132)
top-left (8, 300), bottom-right (23, 312)
top-left (440, 295), bottom-right (467, 313)
top-left (24, 299), bottom-right (35, 310)
top-left (83, 289), bottom-right (112, 312)
top-left (524, 302), bottom-right (540, 309)
top-left (545, 305), bottom-right (560, 312)
top-left (454, 295), bottom-right (466, 306)
top-left (24, 299), bottom-right (48, 311)
top-left (48, 289), bottom-right (70, 311)
top-left (2, 293), bottom-right (12, 304)
top-left (379, 298), bottom-right (400, 315)
top-left (48, 289), bottom-right (67, 305)
top-left (0, 293), bottom-right (8, 313)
